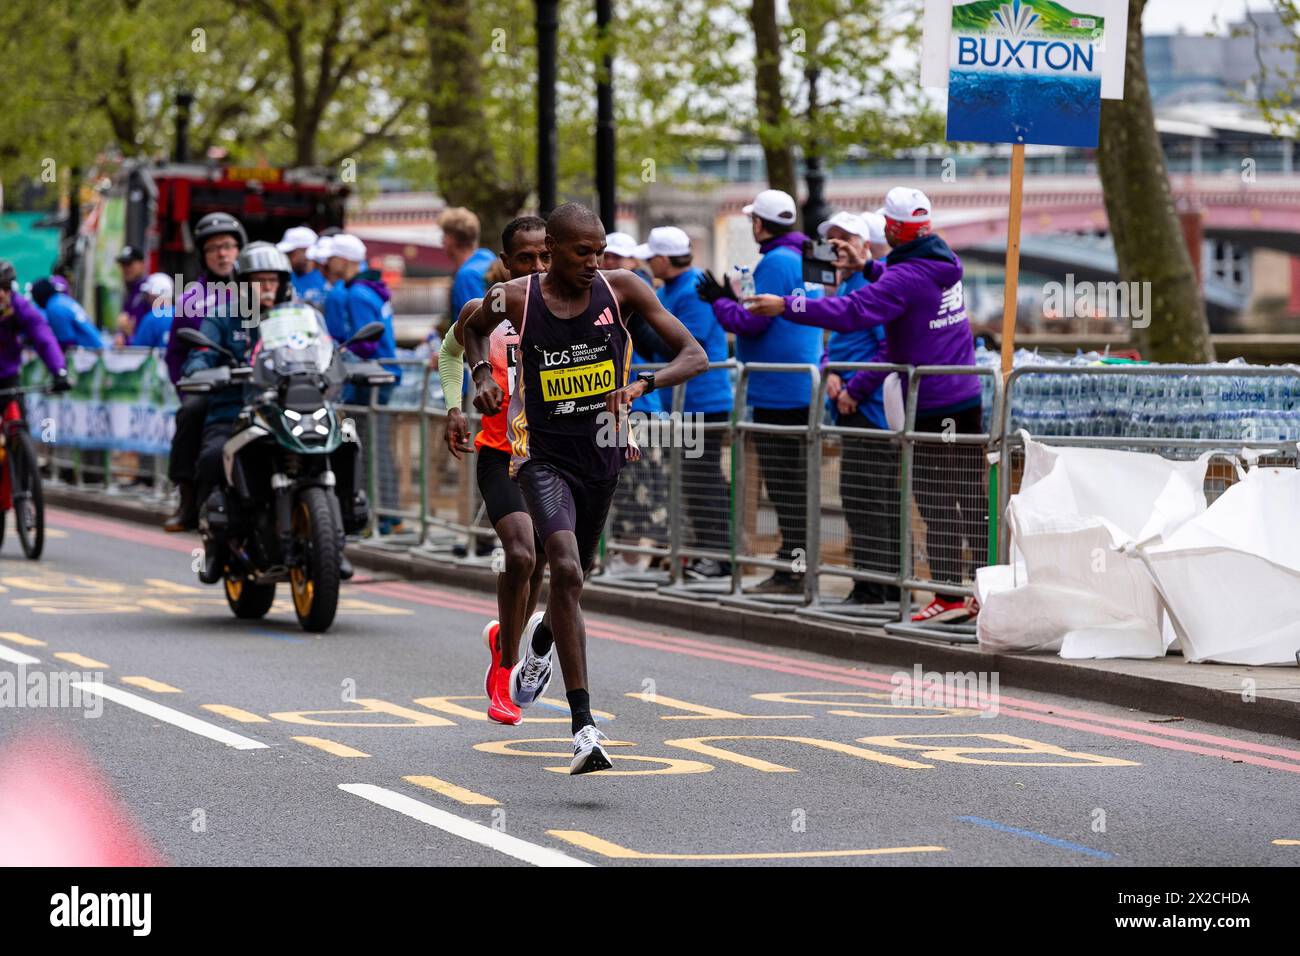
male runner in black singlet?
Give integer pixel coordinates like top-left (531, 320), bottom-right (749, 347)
top-left (462, 203), bottom-right (707, 774)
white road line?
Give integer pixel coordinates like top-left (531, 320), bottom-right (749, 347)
top-left (0, 645), bottom-right (41, 666)
top-left (339, 783), bottom-right (593, 868)
top-left (71, 682), bottom-right (269, 751)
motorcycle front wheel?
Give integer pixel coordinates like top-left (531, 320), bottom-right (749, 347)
top-left (289, 486), bottom-right (340, 632)
top-left (224, 574), bottom-right (276, 620)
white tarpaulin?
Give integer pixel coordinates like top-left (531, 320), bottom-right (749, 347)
top-left (977, 435), bottom-right (1211, 658)
top-left (1137, 468), bottom-right (1300, 665)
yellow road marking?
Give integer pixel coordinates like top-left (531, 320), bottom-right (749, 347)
top-left (1273, 839), bottom-right (1300, 846)
top-left (45, 529), bottom-right (68, 539)
top-left (202, 704), bottom-right (270, 723)
top-left (474, 738), bottom-right (712, 776)
top-left (144, 578), bottom-right (205, 593)
top-left (404, 775), bottom-right (500, 806)
top-left (547, 830), bottom-right (946, 861)
top-left (271, 697), bottom-right (455, 728)
top-left (292, 736), bottom-right (370, 757)
top-left (663, 735), bottom-right (933, 772)
top-left (856, 734), bottom-right (1142, 767)
top-left (413, 695), bottom-right (614, 724)
top-left (120, 676), bottom-right (182, 694)
top-left (53, 652), bottom-right (109, 669)
top-left (137, 598), bottom-right (192, 615)
top-left (0, 632), bottom-right (46, 647)
top-left (626, 691), bottom-right (811, 720)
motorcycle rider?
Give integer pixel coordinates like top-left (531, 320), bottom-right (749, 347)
top-left (185, 242), bottom-right (365, 585)
top-left (164, 212), bottom-right (246, 533)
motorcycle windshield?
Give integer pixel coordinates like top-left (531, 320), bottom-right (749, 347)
top-left (254, 305), bottom-right (335, 381)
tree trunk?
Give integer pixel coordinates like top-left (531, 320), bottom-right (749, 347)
top-left (1097, 0), bottom-right (1214, 362)
top-left (425, 0), bottom-right (529, 246)
top-left (749, 0), bottom-right (796, 196)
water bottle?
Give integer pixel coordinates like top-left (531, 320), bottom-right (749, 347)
top-left (736, 265), bottom-right (755, 300)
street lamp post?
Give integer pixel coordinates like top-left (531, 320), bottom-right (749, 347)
top-left (536, 0), bottom-right (559, 216)
top-left (802, 65), bottom-right (829, 235)
top-left (595, 0), bottom-right (616, 232)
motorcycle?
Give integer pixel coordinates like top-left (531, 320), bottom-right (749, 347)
top-left (177, 305), bottom-right (393, 632)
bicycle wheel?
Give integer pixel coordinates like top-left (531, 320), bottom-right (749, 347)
top-left (11, 429), bottom-right (45, 559)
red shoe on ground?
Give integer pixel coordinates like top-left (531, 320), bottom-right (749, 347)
top-left (912, 597), bottom-right (971, 624)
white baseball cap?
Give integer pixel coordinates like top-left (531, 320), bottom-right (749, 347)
top-left (816, 211), bottom-right (869, 241)
top-left (604, 232), bottom-right (639, 258)
top-left (742, 189), bottom-right (797, 226)
top-left (329, 234), bottom-right (368, 263)
top-left (277, 225), bottom-right (319, 253)
top-left (140, 273), bottom-right (173, 297)
top-left (862, 211), bottom-right (887, 246)
top-left (632, 226), bottom-right (691, 260)
top-left (882, 187), bottom-right (932, 224)
top-left (308, 236), bottom-right (333, 264)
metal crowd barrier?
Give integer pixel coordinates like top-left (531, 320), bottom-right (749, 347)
top-left (795, 361), bottom-right (912, 626)
top-left (882, 365), bottom-right (1003, 644)
top-left (717, 363), bottom-right (822, 613)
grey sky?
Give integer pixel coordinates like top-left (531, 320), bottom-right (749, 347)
top-left (1144, 0), bottom-right (1278, 35)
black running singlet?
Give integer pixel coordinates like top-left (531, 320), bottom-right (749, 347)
top-left (507, 271), bottom-right (631, 480)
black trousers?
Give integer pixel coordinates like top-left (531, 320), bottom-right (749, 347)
top-left (838, 410), bottom-right (900, 600)
top-left (681, 410), bottom-right (731, 554)
top-left (169, 394), bottom-right (209, 484)
top-left (195, 421), bottom-right (234, 507)
top-left (752, 406), bottom-right (809, 562)
top-left (914, 404), bottom-right (987, 600)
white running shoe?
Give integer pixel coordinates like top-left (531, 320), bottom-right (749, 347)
top-left (509, 612), bottom-right (554, 708)
top-left (569, 725), bottom-right (613, 775)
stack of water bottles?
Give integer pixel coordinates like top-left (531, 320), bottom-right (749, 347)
top-left (974, 343), bottom-right (1300, 452)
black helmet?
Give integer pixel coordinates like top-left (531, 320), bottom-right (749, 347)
top-left (0, 259), bottom-right (15, 290)
top-left (194, 212), bottom-right (247, 248)
top-left (235, 241), bottom-right (293, 305)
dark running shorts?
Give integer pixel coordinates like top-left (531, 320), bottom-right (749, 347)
top-left (516, 459), bottom-right (620, 573)
top-left (476, 446), bottom-right (529, 525)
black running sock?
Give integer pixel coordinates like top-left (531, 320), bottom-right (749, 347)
top-left (531, 617), bottom-right (555, 657)
top-left (567, 689), bottom-right (594, 735)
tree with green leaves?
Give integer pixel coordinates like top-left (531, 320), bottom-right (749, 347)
top-left (1098, 0), bottom-right (1215, 362)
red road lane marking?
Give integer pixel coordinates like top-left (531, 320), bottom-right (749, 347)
top-left (47, 508), bottom-right (1300, 771)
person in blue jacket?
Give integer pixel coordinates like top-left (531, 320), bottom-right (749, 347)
top-left (640, 226), bottom-right (735, 581)
top-left (278, 226), bottom-right (329, 311)
top-left (329, 234), bottom-right (402, 534)
top-left (29, 278), bottom-right (105, 349)
top-left (441, 207), bottom-right (497, 321)
top-left (129, 274), bottom-right (176, 349)
top-left (696, 189), bottom-right (822, 595)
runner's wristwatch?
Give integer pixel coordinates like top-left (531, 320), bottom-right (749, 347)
top-left (471, 360), bottom-right (493, 378)
top-left (636, 371), bottom-right (656, 394)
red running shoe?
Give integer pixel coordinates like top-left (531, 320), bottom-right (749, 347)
top-left (482, 620), bottom-right (501, 696)
top-left (487, 667), bottom-right (522, 725)
top-left (911, 597), bottom-right (971, 624)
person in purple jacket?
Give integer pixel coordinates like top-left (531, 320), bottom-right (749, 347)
top-left (162, 212), bottom-right (246, 533)
top-left (116, 246), bottom-right (150, 342)
top-left (0, 260), bottom-right (72, 401)
top-left (745, 187), bottom-right (986, 624)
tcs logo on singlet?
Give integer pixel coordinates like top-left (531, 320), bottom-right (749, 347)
top-left (541, 349), bottom-right (571, 367)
